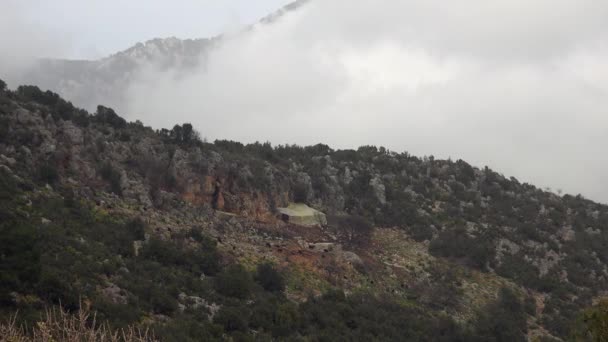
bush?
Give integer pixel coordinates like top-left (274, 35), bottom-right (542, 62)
top-left (0, 305), bottom-right (155, 342)
top-left (215, 265), bottom-right (253, 299)
top-left (496, 255), bottom-right (544, 291)
top-left (270, 302), bottom-right (300, 337)
top-left (328, 215), bottom-right (374, 247)
top-left (17, 86), bottom-right (60, 106)
top-left (37, 163), bottom-right (59, 185)
top-left (140, 236), bottom-right (219, 277)
top-left (214, 306), bottom-right (249, 332)
top-left (95, 106), bottom-right (126, 129)
top-left (408, 224), bottom-right (434, 242)
top-left (150, 288), bottom-right (179, 315)
top-left (99, 163), bottom-right (122, 196)
top-left (90, 217), bottom-right (147, 258)
top-left (127, 218), bottom-right (146, 241)
top-left (72, 111), bottom-right (91, 128)
top-left (0, 117), bottom-right (8, 142)
top-left (169, 123), bottom-right (200, 146)
top-left (255, 263), bottom-right (285, 293)
top-left (0, 221), bottom-right (40, 305)
top-left (293, 182), bottom-right (309, 203)
top-left (153, 317), bottom-right (222, 342)
top-left (429, 226), bottom-right (495, 270)
top-left (472, 287), bottom-right (527, 341)
top-left (37, 271), bottom-right (79, 310)
top-left (575, 299), bottom-right (608, 341)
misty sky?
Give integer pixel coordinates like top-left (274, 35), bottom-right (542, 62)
top-left (2, 0), bottom-right (608, 203)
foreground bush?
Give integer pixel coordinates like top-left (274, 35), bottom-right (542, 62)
top-left (0, 306), bottom-right (155, 342)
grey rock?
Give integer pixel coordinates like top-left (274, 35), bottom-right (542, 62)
top-left (341, 251), bottom-right (363, 265)
top-left (61, 121), bottom-right (84, 145)
top-left (0, 154), bottom-right (17, 166)
top-left (101, 283), bottom-right (127, 305)
top-left (558, 225), bottom-right (576, 242)
top-left (369, 175), bottom-right (386, 204)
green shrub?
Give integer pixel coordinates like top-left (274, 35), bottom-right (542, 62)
top-left (255, 263), bottom-right (285, 293)
top-left (472, 287), bottom-right (527, 341)
top-left (37, 163), bottom-right (59, 185)
top-left (0, 221), bottom-right (41, 306)
top-left (153, 317), bottom-right (222, 342)
top-left (99, 163), bottom-right (122, 196)
top-left (328, 215), bottom-right (374, 247)
top-left (429, 225), bottom-right (495, 270)
top-left (72, 111), bottom-right (91, 127)
top-left (17, 86), bottom-right (60, 106)
top-left (126, 218), bottom-right (146, 241)
top-left (215, 265), bottom-right (253, 299)
top-left (270, 302), bottom-right (300, 337)
top-left (0, 117), bottom-right (8, 142)
top-left (150, 288), bottom-right (179, 315)
top-left (141, 236), bottom-right (219, 276)
top-left (93, 299), bottom-right (141, 329)
top-left (95, 106), bottom-right (126, 129)
top-left (214, 306), bottom-right (249, 332)
top-left (292, 182), bottom-right (309, 203)
top-left (408, 223), bottom-right (434, 242)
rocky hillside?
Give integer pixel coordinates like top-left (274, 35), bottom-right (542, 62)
top-left (1, 80), bottom-right (607, 341)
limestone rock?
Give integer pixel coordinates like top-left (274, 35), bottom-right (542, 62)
top-left (558, 225), bottom-right (576, 242)
top-left (100, 283), bottom-right (127, 305)
top-left (369, 175), bottom-right (386, 204)
top-left (343, 166), bottom-right (354, 185)
top-left (340, 251), bottom-right (363, 265)
top-left (61, 121), bottom-right (84, 145)
top-left (278, 203), bottom-right (327, 227)
top-left (0, 154), bottom-right (16, 166)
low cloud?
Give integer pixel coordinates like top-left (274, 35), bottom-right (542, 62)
top-left (0, 0), bottom-right (70, 85)
top-left (124, 0), bottom-right (608, 203)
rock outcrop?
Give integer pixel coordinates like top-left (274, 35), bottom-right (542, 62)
top-left (278, 203), bottom-right (327, 227)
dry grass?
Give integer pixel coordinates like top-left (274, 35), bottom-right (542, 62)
top-left (0, 306), bottom-right (156, 342)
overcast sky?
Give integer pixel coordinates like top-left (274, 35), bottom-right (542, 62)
top-left (2, 0), bottom-right (608, 203)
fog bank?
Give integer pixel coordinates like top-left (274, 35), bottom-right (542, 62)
top-left (124, 0), bottom-right (608, 202)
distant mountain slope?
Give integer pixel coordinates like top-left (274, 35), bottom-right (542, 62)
top-left (11, 1), bottom-right (309, 113)
top-left (17, 37), bottom-right (214, 112)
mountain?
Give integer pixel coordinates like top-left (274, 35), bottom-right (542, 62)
top-left (10, 1), bottom-right (310, 114)
top-left (1, 79), bottom-right (608, 340)
top-left (16, 36), bottom-right (214, 113)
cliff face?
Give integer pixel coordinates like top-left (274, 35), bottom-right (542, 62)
top-left (1, 84), bottom-right (608, 339)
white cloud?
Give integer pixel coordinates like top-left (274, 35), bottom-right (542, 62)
top-left (0, 1), bottom-right (70, 84)
top-left (124, 0), bottom-right (608, 202)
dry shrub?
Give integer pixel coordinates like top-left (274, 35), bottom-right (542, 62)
top-left (0, 305), bottom-right (156, 342)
